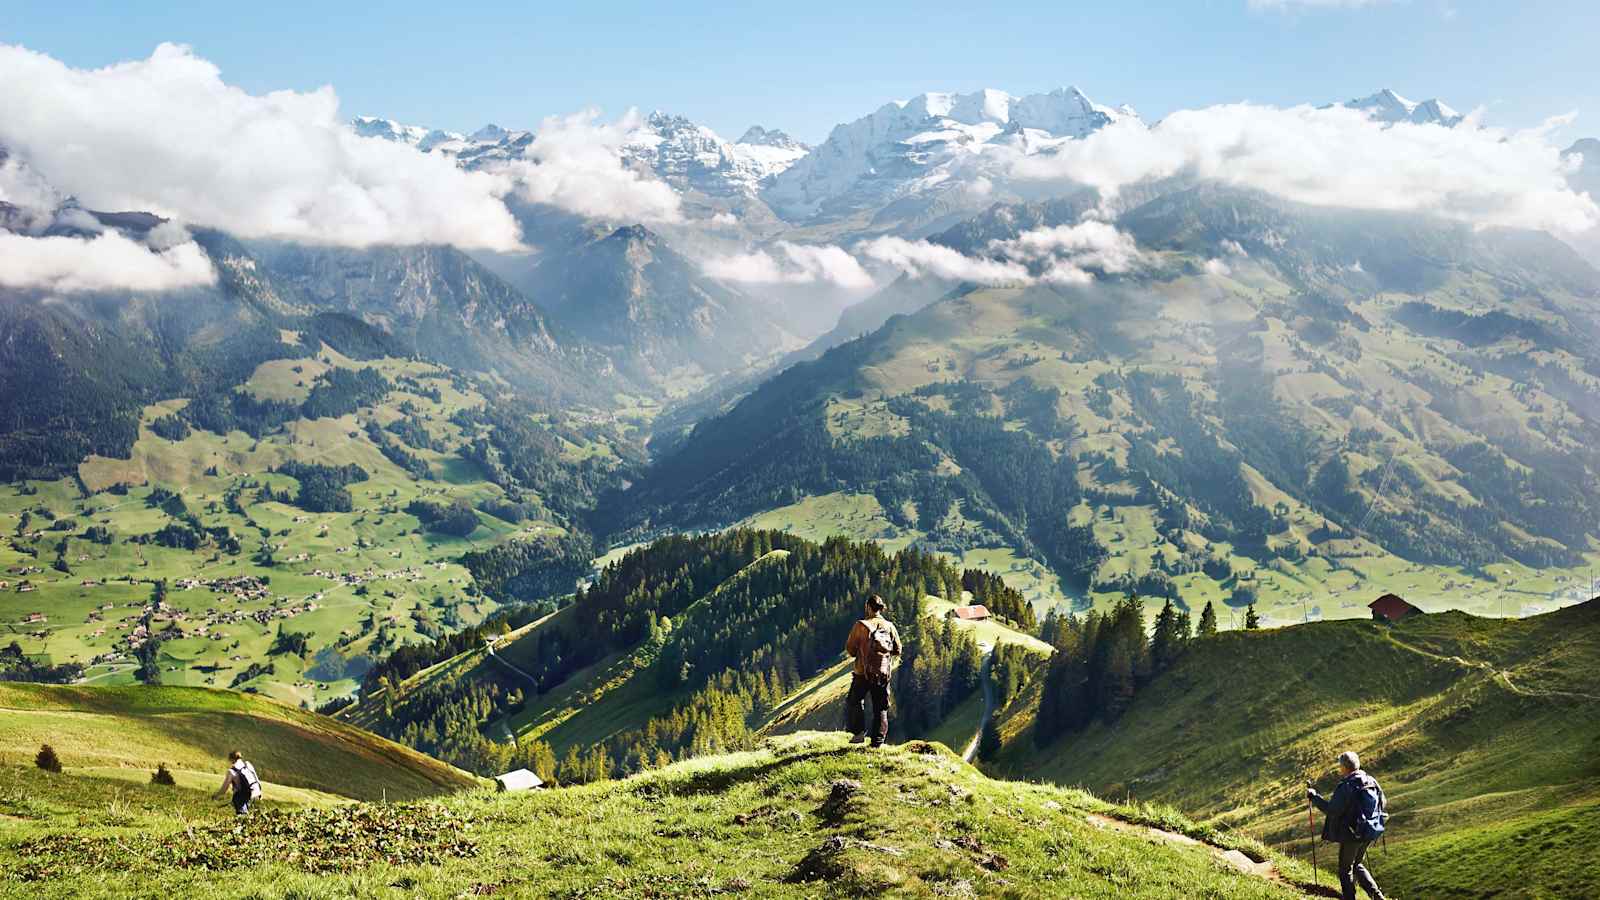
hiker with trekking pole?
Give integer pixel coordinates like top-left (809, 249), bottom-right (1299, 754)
top-left (1307, 750), bottom-right (1389, 900)
top-left (843, 593), bottom-right (901, 748)
top-left (215, 750), bottom-right (262, 816)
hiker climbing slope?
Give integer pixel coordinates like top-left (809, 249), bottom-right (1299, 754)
top-left (1308, 750), bottom-right (1388, 900)
top-left (843, 594), bottom-right (901, 748)
top-left (216, 750), bottom-right (262, 816)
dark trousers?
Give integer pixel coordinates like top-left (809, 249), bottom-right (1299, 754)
top-left (1336, 840), bottom-right (1382, 900)
top-left (233, 789), bottom-right (253, 816)
top-left (846, 673), bottom-right (889, 745)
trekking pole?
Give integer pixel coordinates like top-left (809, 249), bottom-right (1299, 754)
top-left (1306, 781), bottom-right (1318, 888)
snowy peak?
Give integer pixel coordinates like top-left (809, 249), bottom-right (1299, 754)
top-left (1341, 89), bottom-right (1464, 126)
top-left (762, 85), bottom-right (1134, 224)
top-left (621, 112), bottom-right (806, 197)
top-left (737, 126), bottom-right (807, 152)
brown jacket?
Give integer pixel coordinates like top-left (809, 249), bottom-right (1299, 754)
top-left (845, 616), bottom-right (902, 678)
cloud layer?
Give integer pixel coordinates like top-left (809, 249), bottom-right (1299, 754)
top-left (491, 109), bottom-right (684, 225)
top-left (0, 43), bottom-right (523, 250)
top-left (1009, 103), bottom-right (1599, 234)
top-left (703, 241), bottom-right (873, 289)
top-left (0, 229), bottom-right (217, 293)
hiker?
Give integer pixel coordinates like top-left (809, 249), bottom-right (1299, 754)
top-left (844, 593), bottom-right (901, 748)
top-left (1307, 750), bottom-right (1388, 900)
top-left (216, 750), bottom-right (262, 816)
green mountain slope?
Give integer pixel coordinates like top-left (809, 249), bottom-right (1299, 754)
top-left (0, 683), bottom-right (479, 802)
top-left (986, 599), bottom-right (1600, 900)
top-left (619, 185), bottom-right (1600, 623)
top-left (2, 732), bottom-right (1315, 899)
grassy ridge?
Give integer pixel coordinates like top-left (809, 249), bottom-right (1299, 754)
top-left (0, 683), bottom-right (480, 802)
top-left (1, 733), bottom-right (1311, 899)
top-left (988, 599), bottom-right (1600, 899)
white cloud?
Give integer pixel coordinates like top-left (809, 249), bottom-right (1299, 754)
top-left (1010, 103), bottom-right (1600, 234)
top-left (1220, 239), bottom-right (1249, 257)
top-left (0, 43), bottom-right (522, 250)
top-left (1203, 258), bottom-right (1233, 277)
top-left (989, 220), bottom-right (1143, 283)
top-left (0, 229), bottom-right (217, 293)
top-left (488, 109), bottom-right (683, 225)
top-left (861, 237), bottom-right (1031, 285)
top-left (704, 241), bottom-right (874, 290)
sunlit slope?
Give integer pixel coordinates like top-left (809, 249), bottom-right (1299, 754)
top-left (988, 599), bottom-right (1600, 900)
top-left (0, 683), bottom-right (480, 802)
top-left (3, 733), bottom-right (1315, 899)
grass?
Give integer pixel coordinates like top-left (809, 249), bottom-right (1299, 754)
top-left (0, 732), bottom-right (1311, 899)
top-left (985, 599), bottom-right (1600, 900)
top-left (0, 683), bottom-right (480, 802)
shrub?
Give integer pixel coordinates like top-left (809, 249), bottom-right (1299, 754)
top-left (35, 743), bottom-right (63, 773)
top-left (151, 762), bottom-right (177, 786)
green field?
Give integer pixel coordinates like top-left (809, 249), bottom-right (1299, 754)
top-left (985, 599), bottom-right (1600, 900)
top-left (0, 683), bottom-right (480, 803)
top-left (1, 732), bottom-right (1317, 899)
top-left (0, 353), bottom-right (585, 702)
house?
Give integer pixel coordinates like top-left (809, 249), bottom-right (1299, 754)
top-left (17, 581), bottom-right (35, 593)
top-left (1369, 594), bottom-right (1422, 623)
top-left (494, 768), bottom-right (545, 792)
top-left (24, 612), bottom-right (46, 624)
top-left (948, 604), bottom-right (991, 622)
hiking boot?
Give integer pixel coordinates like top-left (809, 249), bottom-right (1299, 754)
top-left (869, 741), bottom-right (885, 749)
top-left (849, 733), bottom-right (866, 744)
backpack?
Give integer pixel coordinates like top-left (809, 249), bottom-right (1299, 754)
top-left (864, 621), bottom-right (896, 683)
top-left (239, 761), bottom-right (262, 800)
top-left (1349, 775), bottom-right (1387, 841)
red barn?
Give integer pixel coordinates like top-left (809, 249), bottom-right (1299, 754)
top-left (1369, 594), bottom-right (1421, 623)
top-left (949, 605), bottom-right (991, 621)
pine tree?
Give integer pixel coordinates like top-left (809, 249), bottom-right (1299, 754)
top-left (1245, 603), bottom-right (1261, 630)
top-left (1197, 601), bottom-right (1219, 637)
top-left (977, 713), bottom-right (1003, 762)
top-left (35, 743), bottom-right (62, 773)
top-left (1150, 598), bottom-right (1180, 672)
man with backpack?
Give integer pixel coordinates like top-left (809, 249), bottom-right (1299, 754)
top-left (844, 594), bottom-right (901, 748)
top-left (215, 750), bottom-right (262, 816)
top-left (1308, 750), bottom-right (1388, 900)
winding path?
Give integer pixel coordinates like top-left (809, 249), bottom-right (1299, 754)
top-left (961, 648), bottom-right (996, 763)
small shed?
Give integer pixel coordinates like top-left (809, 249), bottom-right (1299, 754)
top-left (1369, 594), bottom-right (1421, 623)
top-left (949, 604), bottom-right (991, 622)
top-left (494, 768), bottom-right (545, 792)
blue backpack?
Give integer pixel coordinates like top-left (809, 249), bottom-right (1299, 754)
top-left (1350, 775), bottom-right (1388, 841)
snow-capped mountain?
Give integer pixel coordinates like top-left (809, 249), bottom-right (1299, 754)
top-left (619, 112), bottom-right (810, 198)
top-left (760, 86), bottom-right (1135, 228)
top-left (1339, 89), bottom-right (1464, 127)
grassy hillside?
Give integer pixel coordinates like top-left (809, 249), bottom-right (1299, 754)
top-left (0, 683), bottom-right (480, 802)
top-left (1, 732), bottom-right (1316, 899)
top-left (987, 599), bottom-right (1600, 899)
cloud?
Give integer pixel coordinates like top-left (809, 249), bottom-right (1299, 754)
top-left (1203, 258), bottom-right (1233, 276)
top-left (1009, 103), bottom-right (1600, 234)
top-left (989, 221), bottom-right (1143, 283)
top-left (704, 241), bottom-right (874, 289)
top-left (863, 221), bottom-right (1144, 286)
top-left (861, 237), bottom-right (1031, 284)
top-left (0, 229), bottom-right (217, 293)
top-left (488, 109), bottom-right (683, 224)
top-left (0, 43), bottom-right (522, 250)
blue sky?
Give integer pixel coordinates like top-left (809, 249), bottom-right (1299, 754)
top-left (6, 0), bottom-right (1598, 143)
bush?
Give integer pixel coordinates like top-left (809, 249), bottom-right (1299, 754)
top-left (151, 762), bottom-right (177, 786)
top-left (35, 743), bottom-right (63, 773)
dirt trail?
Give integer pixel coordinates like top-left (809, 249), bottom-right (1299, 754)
top-left (1382, 633), bottom-right (1600, 702)
top-left (1082, 813), bottom-right (1330, 894)
top-left (961, 652), bottom-right (995, 763)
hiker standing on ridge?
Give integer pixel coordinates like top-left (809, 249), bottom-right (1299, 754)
top-left (1308, 750), bottom-right (1388, 900)
top-left (844, 593), bottom-right (901, 748)
top-left (216, 750), bottom-right (262, 816)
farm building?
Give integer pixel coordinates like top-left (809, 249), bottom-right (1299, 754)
top-left (1369, 594), bottom-right (1422, 623)
top-left (948, 605), bottom-right (991, 622)
top-left (24, 612), bottom-right (46, 624)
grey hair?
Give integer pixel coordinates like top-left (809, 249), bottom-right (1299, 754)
top-left (1338, 751), bottom-right (1361, 771)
